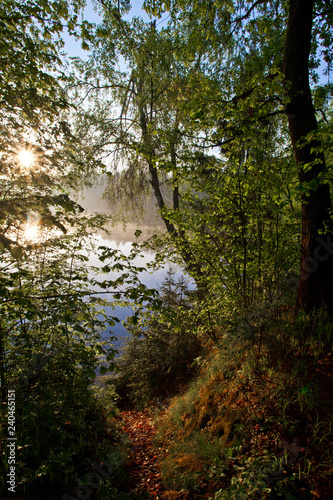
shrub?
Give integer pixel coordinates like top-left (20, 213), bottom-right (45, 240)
top-left (114, 268), bottom-right (203, 406)
top-left (0, 351), bottom-right (124, 498)
top-left (153, 307), bottom-right (333, 499)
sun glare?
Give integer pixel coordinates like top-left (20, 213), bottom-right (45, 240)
top-left (18, 149), bottom-right (35, 168)
top-left (24, 224), bottom-right (39, 242)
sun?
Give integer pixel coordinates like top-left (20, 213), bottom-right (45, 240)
top-left (18, 149), bottom-right (35, 168)
top-left (23, 224), bottom-right (39, 242)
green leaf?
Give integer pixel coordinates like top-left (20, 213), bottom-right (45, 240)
top-left (99, 366), bottom-right (108, 375)
top-left (86, 369), bottom-right (96, 380)
top-left (10, 246), bottom-right (23, 260)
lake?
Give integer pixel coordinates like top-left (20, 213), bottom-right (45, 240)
top-left (75, 182), bottom-right (192, 355)
top-left (89, 233), bottom-right (186, 353)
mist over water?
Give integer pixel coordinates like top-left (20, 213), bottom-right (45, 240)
top-left (74, 180), bottom-right (189, 354)
top-left (74, 176), bottom-right (164, 243)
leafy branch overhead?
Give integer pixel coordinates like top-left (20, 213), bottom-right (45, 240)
top-left (0, 0), bottom-right (163, 409)
top-left (76, 0), bottom-right (333, 311)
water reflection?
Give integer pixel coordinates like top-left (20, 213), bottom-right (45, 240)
top-left (90, 234), bottom-right (181, 349)
top-left (72, 181), bottom-right (191, 356)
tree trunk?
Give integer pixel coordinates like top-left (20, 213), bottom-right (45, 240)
top-left (137, 94), bottom-right (206, 289)
top-left (283, 0), bottom-right (333, 311)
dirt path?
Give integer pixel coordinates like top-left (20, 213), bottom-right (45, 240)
top-left (121, 408), bottom-right (165, 498)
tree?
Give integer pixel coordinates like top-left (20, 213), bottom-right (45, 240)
top-left (144, 0), bottom-right (333, 312)
top-left (0, 2), bottom-right (119, 494)
top-left (115, 267), bottom-right (201, 404)
top-left (0, 5), bottom-right (165, 492)
top-left (70, 1), bottom-right (301, 330)
top-left (71, 2), bottom-right (220, 289)
top-left (0, 0), bottom-right (165, 403)
top-left (283, 0), bottom-right (333, 311)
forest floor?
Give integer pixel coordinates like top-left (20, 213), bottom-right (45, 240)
top-left (121, 408), bottom-right (164, 498)
top-left (120, 407), bottom-right (190, 500)
top-left (117, 342), bottom-right (333, 500)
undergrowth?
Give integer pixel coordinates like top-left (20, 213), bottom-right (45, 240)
top-left (154, 307), bottom-right (333, 499)
top-left (112, 269), bottom-right (203, 407)
top-left (0, 362), bottom-right (129, 499)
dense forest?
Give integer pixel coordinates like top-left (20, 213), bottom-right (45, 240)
top-left (1, 0), bottom-right (333, 499)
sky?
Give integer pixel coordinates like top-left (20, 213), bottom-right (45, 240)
top-left (62, 0), bottom-right (165, 58)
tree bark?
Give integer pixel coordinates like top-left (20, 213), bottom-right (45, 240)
top-left (283, 0), bottom-right (333, 311)
top-left (137, 89), bottom-right (206, 289)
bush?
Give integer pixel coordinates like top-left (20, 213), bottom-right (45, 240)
top-left (153, 307), bottom-right (333, 499)
top-left (114, 269), bottom-right (203, 406)
top-left (0, 351), bottom-right (124, 499)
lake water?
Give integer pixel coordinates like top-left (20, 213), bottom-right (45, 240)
top-left (89, 232), bottom-right (186, 353)
top-left (76, 183), bottom-right (192, 356)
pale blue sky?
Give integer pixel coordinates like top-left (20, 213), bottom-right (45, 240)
top-left (62, 0), bottom-right (158, 58)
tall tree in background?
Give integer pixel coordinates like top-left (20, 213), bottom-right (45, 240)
top-left (74, 0), bottom-right (302, 312)
top-left (72, 3), bottom-right (217, 286)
